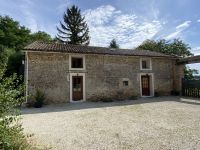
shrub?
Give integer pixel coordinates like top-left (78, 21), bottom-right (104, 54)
top-left (0, 45), bottom-right (37, 149)
top-left (26, 99), bottom-right (35, 108)
top-left (34, 90), bottom-right (45, 108)
top-left (0, 74), bottom-right (35, 149)
top-left (100, 96), bottom-right (113, 102)
top-left (0, 122), bottom-right (34, 150)
top-left (171, 90), bottom-right (180, 96)
top-left (154, 91), bottom-right (159, 97)
top-left (87, 98), bottom-right (99, 102)
top-left (128, 95), bottom-right (138, 100)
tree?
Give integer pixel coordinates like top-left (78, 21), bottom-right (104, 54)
top-left (137, 39), bottom-right (193, 57)
top-left (0, 46), bottom-right (34, 149)
top-left (6, 50), bottom-right (24, 77)
top-left (0, 16), bottom-right (29, 78)
top-left (0, 16), bottom-right (53, 78)
top-left (184, 66), bottom-right (199, 79)
top-left (0, 16), bottom-right (31, 51)
top-left (30, 31), bottom-right (52, 42)
top-left (168, 39), bottom-right (193, 57)
top-left (57, 5), bottom-right (90, 45)
top-left (0, 45), bottom-right (7, 69)
top-left (137, 39), bottom-right (198, 77)
top-left (109, 39), bottom-right (119, 48)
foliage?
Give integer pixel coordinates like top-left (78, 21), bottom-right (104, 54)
top-left (0, 16), bottom-right (52, 50)
top-left (31, 31), bottom-right (52, 42)
top-left (0, 45), bottom-right (8, 69)
top-left (128, 95), bottom-right (138, 100)
top-left (0, 65), bottom-right (26, 149)
top-left (109, 39), bottom-right (119, 48)
top-left (184, 66), bottom-right (199, 79)
top-left (100, 97), bottom-right (113, 102)
top-left (0, 46), bottom-right (36, 149)
top-left (137, 39), bottom-right (198, 77)
top-left (137, 39), bottom-right (193, 57)
top-left (0, 15), bottom-right (52, 79)
top-left (0, 16), bottom-right (31, 51)
top-left (0, 73), bottom-right (35, 149)
top-left (57, 5), bottom-right (90, 45)
top-left (34, 90), bottom-right (45, 108)
top-left (154, 92), bottom-right (159, 97)
top-left (171, 90), bottom-right (180, 96)
top-left (6, 51), bottom-right (24, 77)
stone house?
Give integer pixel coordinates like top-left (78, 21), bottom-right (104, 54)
top-left (24, 41), bottom-right (184, 103)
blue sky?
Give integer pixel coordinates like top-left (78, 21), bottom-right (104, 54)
top-left (0, 0), bottom-right (200, 73)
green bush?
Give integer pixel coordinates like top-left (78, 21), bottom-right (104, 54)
top-left (128, 95), bottom-right (138, 100)
top-left (100, 97), bottom-right (113, 102)
top-left (87, 98), bottom-right (99, 102)
top-left (0, 73), bottom-right (34, 149)
top-left (101, 99), bottom-right (113, 102)
top-left (154, 92), bottom-right (159, 97)
top-left (0, 47), bottom-right (36, 149)
top-left (34, 90), bottom-right (45, 108)
top-left (0, 122), bottom-right (34, 150)
top-left (171, 90), bottom-right (180, 96)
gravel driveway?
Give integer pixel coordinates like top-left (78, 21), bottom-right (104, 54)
top-left (21, 97), bottom-right (200, 150)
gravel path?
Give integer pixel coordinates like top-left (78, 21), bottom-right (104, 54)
top-left (21, 97), bottom-right (200, 150)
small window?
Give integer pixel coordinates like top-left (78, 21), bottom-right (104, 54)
top-left (141, 58), bottom-right (151, 70)
top-left (123, 81), bottom-right (129, 86)
top-left (72, 57), bottom-right (83, 68)
top-left (142, 60), bottom-right (147, 69)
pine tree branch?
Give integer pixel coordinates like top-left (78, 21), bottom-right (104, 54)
top-left (56, 5), bottom-right (90, 45)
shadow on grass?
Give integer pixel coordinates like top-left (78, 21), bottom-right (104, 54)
top-left (21, 96), bottom-right (200, 115)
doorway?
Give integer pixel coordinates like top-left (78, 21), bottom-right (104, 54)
top-left (72, 76), bottom-right (83, 101)
top-left (140, 73), bottom-right (154, 97)
top-left (70, 73), bottom-right (85, 102)
top-left (141, 75), bottom-right (150, 96)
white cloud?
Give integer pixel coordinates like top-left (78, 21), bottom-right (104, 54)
top-left (150, 0), bottom-right (159, 19)
top-left (197, 19), bottom-right (200, 23)
top-left (23, 11), bottom-right (39, 32)
top-left (164, 21), bottom-right (191, 40)
top-left (84, 5), bottom-right (120, 26)
top-left (176, 21), bottom-right (191, 30)
top-left (84, 5), bottom-right (162, 48)
top-left (17, 0), bottom-right (57, 37)
top-left (187, 64), bottom-right (200, 75)
top-left (191, 47), bottom-right (200, 56)
top-left (19, 0), bottom-right (39, 32)
top-left (188, 46), bottom-right (200, 74)
top-left (56, 0), bottom-right (72, 15)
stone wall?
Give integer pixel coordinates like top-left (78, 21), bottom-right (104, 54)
top-left (27, 52), bottom-right (70, 103)
top-left (152, 58), bottom-right (174, 95)
top-left (85, 55), bottom-right (140, 100)
top-left (86, 55), bottom-right (176, 100)
top-left (26, 52), bottom-right (183, 103)
top-left (173, 64), bottom-right (184, 92)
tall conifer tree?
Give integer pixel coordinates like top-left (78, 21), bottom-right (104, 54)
top-left (57, 5), bottom-right (90, 45)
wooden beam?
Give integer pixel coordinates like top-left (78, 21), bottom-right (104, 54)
top-left (177, 55), bottom-right (200, 65)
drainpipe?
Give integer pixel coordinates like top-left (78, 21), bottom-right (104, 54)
top-left (25, 51), bottom-right (28, 103)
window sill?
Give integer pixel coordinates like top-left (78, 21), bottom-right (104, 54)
top-left (69, 68), bottom-right (85, 71)
top-left (140, 68), bottom-right (152, 71)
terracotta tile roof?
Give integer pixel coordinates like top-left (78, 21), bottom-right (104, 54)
top-left (24, 41), bottom-right (175, 58)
